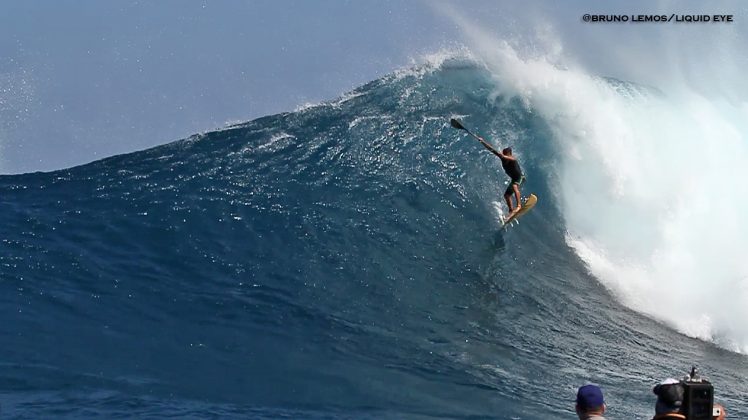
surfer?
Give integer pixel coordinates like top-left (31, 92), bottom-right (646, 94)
top-left (450, 118), bottom-right (534, 224)
top-left (475, 136), bottom-right (525, 217)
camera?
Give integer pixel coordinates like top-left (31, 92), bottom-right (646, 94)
top-left (680, 366), bottom-right (714, 420)
top-left (654, 366), bottom-right (715, 420)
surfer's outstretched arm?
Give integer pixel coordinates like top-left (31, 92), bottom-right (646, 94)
top-left (477, 136), bottom-right (517, 162)
top-left (476, 136), bottom-right (502, 158)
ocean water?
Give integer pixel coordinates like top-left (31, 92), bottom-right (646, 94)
top-left (1, 58), bottom-right (747, 418)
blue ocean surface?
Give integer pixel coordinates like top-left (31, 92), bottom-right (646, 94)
top-left (1, 60), bottom-right (746, 419)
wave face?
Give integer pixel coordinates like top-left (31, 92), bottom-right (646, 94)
top-left (1, 59), bottom-right (747, 418)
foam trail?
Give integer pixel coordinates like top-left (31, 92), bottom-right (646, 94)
top-left (448, 13), bottom-right (748, 352)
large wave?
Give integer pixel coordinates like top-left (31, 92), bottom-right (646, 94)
top-left (2, 47), bottom-right (747, 416)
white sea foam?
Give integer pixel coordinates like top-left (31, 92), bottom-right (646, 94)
top-left (257, 132), bottom-right (296, 152)
top-left (447, 10), bottom-right (748, 353)
top-left (294, 90), bottom-right (368, 114)
top-left (390, 47), bottom-right (476, 82)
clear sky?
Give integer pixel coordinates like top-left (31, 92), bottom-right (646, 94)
top-left (1, 1), bottom-right (746, 173)
top-left (0, 0), bottom-right (459, 173)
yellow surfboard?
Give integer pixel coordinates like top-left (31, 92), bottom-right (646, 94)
top-left (502, 194), bottom-right (538, 226)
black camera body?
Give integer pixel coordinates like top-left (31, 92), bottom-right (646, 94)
top-left (680, 367), bottom-right (714, 420)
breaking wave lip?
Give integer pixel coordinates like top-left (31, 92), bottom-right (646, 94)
top-left (432, 6), bottom-right (748, 354)
top-left (457, 37), bottom-right (748, 353)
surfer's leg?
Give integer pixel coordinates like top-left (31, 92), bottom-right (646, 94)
top-left (504, 184), bottom-right (515, 212)
top-left (504, 184), bottom-right (514, 214)
top-left (511, 183), bottom-right (522, 213)
top-left (504, 193), bottom-right (514, 212)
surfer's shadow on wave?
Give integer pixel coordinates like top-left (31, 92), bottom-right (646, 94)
top-left (487, 229), bottom-right (507, 253)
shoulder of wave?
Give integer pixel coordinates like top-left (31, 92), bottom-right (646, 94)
top-left (293, 88), bottom-right (368, 113)
top-left (283, 48), bottom-right (485, 114)
top-left (196, 48), bottom-right (485, 136)
top-left (182, 114), bottom-right (284, 142)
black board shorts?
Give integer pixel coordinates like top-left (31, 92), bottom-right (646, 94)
top-left (504, 176), bottom-right (525, 196)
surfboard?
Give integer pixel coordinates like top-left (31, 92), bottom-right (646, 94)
top-left (502, 194), bottom-right (538, 226)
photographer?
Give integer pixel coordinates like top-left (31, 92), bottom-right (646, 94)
top-left (652, 378), bottom-right (686, 419)
top-left (651, 375), bottom-right (726, 420)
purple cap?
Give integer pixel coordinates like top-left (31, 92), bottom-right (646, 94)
top-left (577, 384), bottom-right (605, 409)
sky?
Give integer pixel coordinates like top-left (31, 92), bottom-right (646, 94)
top-left (0, 0), bottom-right (458, 173)
top-left (1, 0), bottom-right (746, 174)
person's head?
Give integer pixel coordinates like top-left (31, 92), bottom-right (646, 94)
top-left (653, 378), bottom-right (684, 416)
top-left (502, 147), bottom-right (512, 155)
top-left (576, 384), bottom-right (606, 419)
